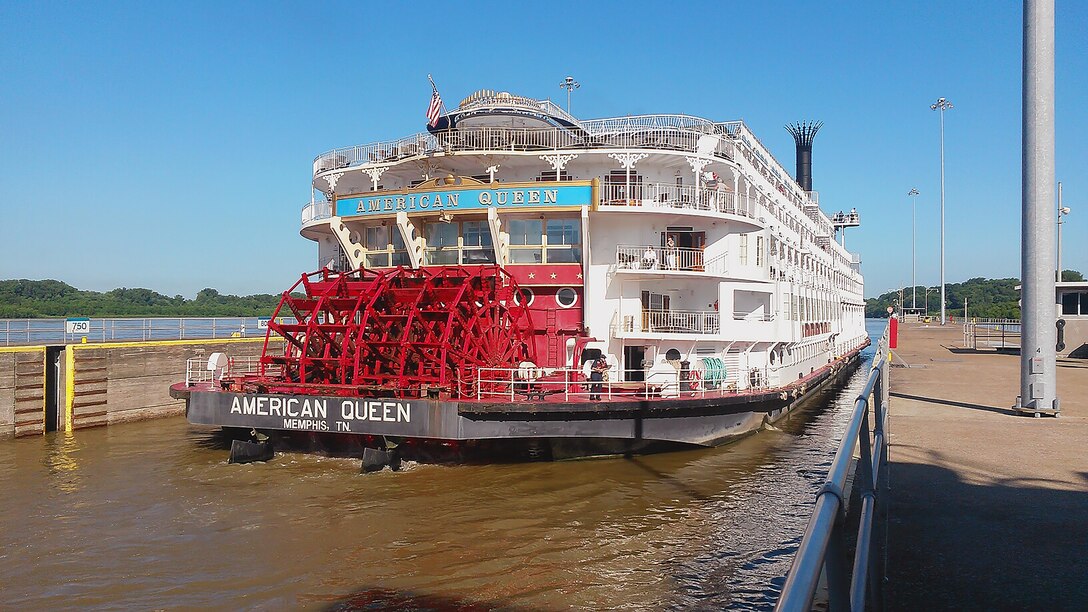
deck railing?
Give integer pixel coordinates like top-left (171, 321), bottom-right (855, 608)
top-left (185, 355), bottom-right (282, 386)
top-left (302, 200), bottom-right (332, 225)
top-left (776, 324), bottom-right (889, 611)
top-left (598, 182), bottom-right (755, 218)
top-left (312, 124), bottom-right (739, 177)
top-left (614, 244), bottom-right (727, 276)
top-left (472, 365), bottom-right (764, 401)
top-left (614, 309), bottom-right (721, 335)
top-left (0, 317), bottom-right (284, 346)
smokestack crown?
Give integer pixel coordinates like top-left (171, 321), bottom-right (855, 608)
top-left (786, 121), bottom-right (823, 191)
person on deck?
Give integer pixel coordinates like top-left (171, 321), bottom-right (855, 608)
top-left (642, 246), bottom-right (658, 269)
top-left (585, 356), bottom-right (609, 400)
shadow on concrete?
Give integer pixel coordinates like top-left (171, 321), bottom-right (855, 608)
top-left (890, 392), bottom-right (1014, 416)
top-left (888, 461), bottom-right (1088, 611)
top-left (322, 587), bottom-right (529, 611)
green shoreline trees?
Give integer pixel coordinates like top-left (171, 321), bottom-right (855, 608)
top-left (865, 270), bottom-right (1084, 319)
top-left (0, 280), bottom-right (287, 318)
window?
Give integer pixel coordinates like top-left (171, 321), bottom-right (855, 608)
top-left (1061, 291), bottom-right (1087, 316)
top-left (535, 170), bottom-right (571, 182)
top-left (603, 170), bottom-right (643, 202)
top-left (461, 220), bottom-right (495, 264)
top-left (364, 225), bottom-right (409, 267)
top-left (546, 219), bottom-right (581, 264)
top-left (424, 222), bottom-right (459, 264)
top-left (507, 217), bottom-right (581, 264)
top-left (756, 235), bottom-right (764, 267)
top-left (514, 287), bottom-right (535, 306)
top-left (740, 234), bottom-right (749, 266)
top-left (508, 219), bottom-right (542, 263)
top-left (556, 287), bottom-right (578, 308)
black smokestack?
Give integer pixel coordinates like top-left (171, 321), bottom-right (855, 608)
top-left (785, 121), bottom-right (823, 191)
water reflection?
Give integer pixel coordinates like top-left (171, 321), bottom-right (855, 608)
top-left (0, 325), bottom-right (880, 610)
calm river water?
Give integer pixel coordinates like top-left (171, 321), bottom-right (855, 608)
top-left (0, 324), bottom-right (881, 610)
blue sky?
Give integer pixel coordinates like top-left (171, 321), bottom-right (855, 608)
top-left (1, 1), bottom-right (1085, 298)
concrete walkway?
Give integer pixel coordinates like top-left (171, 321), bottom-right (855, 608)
top-left (886, 322), bottom-right (1088, 610)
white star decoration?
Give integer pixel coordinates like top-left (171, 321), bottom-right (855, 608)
top-left (576, 273), bottom-right (583, 279)
top-left (550, 273), bottom-right (557, 279)
top-left (527, 272), bottom-right (535, 279)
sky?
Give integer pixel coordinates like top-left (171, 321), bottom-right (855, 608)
top-left (1, 1), bottom-right (1085, 299)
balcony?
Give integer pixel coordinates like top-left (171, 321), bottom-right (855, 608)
top-left (301, 200), bottom-right (332, 227)
top-left (614, 309), bottom-right (720, 337)
top-left (614, 244), bottom-right (727, 277)
top-left (597, 183), bottom-right (757, 221)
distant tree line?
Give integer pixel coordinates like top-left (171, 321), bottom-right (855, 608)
top-left (864, 270), bottom-right (1084, 319)
top-left (0, 279), bottom-right (289, 318)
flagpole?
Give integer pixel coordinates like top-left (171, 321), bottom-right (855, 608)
top-left (428, 74), bottom-right (449, 116)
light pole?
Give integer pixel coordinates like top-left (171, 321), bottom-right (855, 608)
top-left (560, 76), bottom-right (580, 114)
top-left (925, 286), bottom-right (938, 318)
top-left (931, 97), bottom-right (953, 325)
top-left (908, 188), bottom-right (920, 309)
top-left (1057, 181), bottom-right (1070, 281)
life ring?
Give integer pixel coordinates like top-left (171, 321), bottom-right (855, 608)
top-left (688, 370), bottom-right (701, 391)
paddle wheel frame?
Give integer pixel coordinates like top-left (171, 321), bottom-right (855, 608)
top-left (230, 266), bottom-right (537, 399)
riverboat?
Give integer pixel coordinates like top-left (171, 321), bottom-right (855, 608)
top-left (172, 87), bottom-right (868, 463)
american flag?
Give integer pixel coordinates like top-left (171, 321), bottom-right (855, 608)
top-left (426, 87), bottom-right (442, 127)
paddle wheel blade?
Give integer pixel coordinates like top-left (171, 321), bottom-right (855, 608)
top-left (231, 266), bottom-right (537, 399)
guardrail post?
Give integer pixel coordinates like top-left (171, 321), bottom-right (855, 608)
top-left (825, 518), bottom-right (851, 612)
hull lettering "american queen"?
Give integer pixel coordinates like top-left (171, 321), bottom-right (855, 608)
top-left (229, 395), bottom-right (411, 423)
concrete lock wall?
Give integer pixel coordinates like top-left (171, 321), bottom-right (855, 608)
top-left (0, 347), bottom-right (47, 438)
top-left (67, 338), bottom-right (280, 430)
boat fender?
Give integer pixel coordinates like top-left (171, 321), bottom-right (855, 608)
top-left (228, 439), bottom-right (275, 464)
top-left (780, 391), bottom-right (789, 401)
top-left (361, 446), bottom-right (402, 473)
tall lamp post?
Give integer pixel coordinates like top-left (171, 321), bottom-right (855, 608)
top-left (1057, 181), bottom-right (1070, 281)
top-left (560, 76), bottom-right (580, 114)
top-left (908, 188), bottom-right (920, 309)
top-left (931, 97), bottom-right (953, 325)
top-left (924, 286), bottom-right (938, 318)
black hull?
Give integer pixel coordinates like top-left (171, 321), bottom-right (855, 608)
top-left (186, 347), bottom-right (866, 461)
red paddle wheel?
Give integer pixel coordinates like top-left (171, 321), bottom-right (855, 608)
top-left (232, 266), bottom-right (537, 399)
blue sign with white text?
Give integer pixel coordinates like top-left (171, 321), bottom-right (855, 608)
top-left (336, 184), bottom-right (593, 218)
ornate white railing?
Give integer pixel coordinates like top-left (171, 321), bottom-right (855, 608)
top-left (312, 124), bottom-right (739, 177)
top-left (614, 245), bottom-right (727, 276)
top-left (614, 309), bottom-right (721, 335)
top-left (598, 182), bottom-right (754, 218)
top-left (301, 200), bottom-right (332, 225)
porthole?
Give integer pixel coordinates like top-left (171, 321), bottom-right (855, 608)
top-left (665, 348), bottom-right (681, 361)
top-left (514, 287), bottom-right (535, 306)
top-left (556, 287), bottom-right (578, 308)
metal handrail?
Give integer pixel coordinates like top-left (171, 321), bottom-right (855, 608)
top-left (776, 324), bottom-right (889, 611)
top-left (0, 316), bottom-right (292, 346)
top-left (473, 365), bottom-right (762, 401)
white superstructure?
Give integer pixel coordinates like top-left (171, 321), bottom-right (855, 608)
top-left (298, 90), bottom-right (867, 392)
